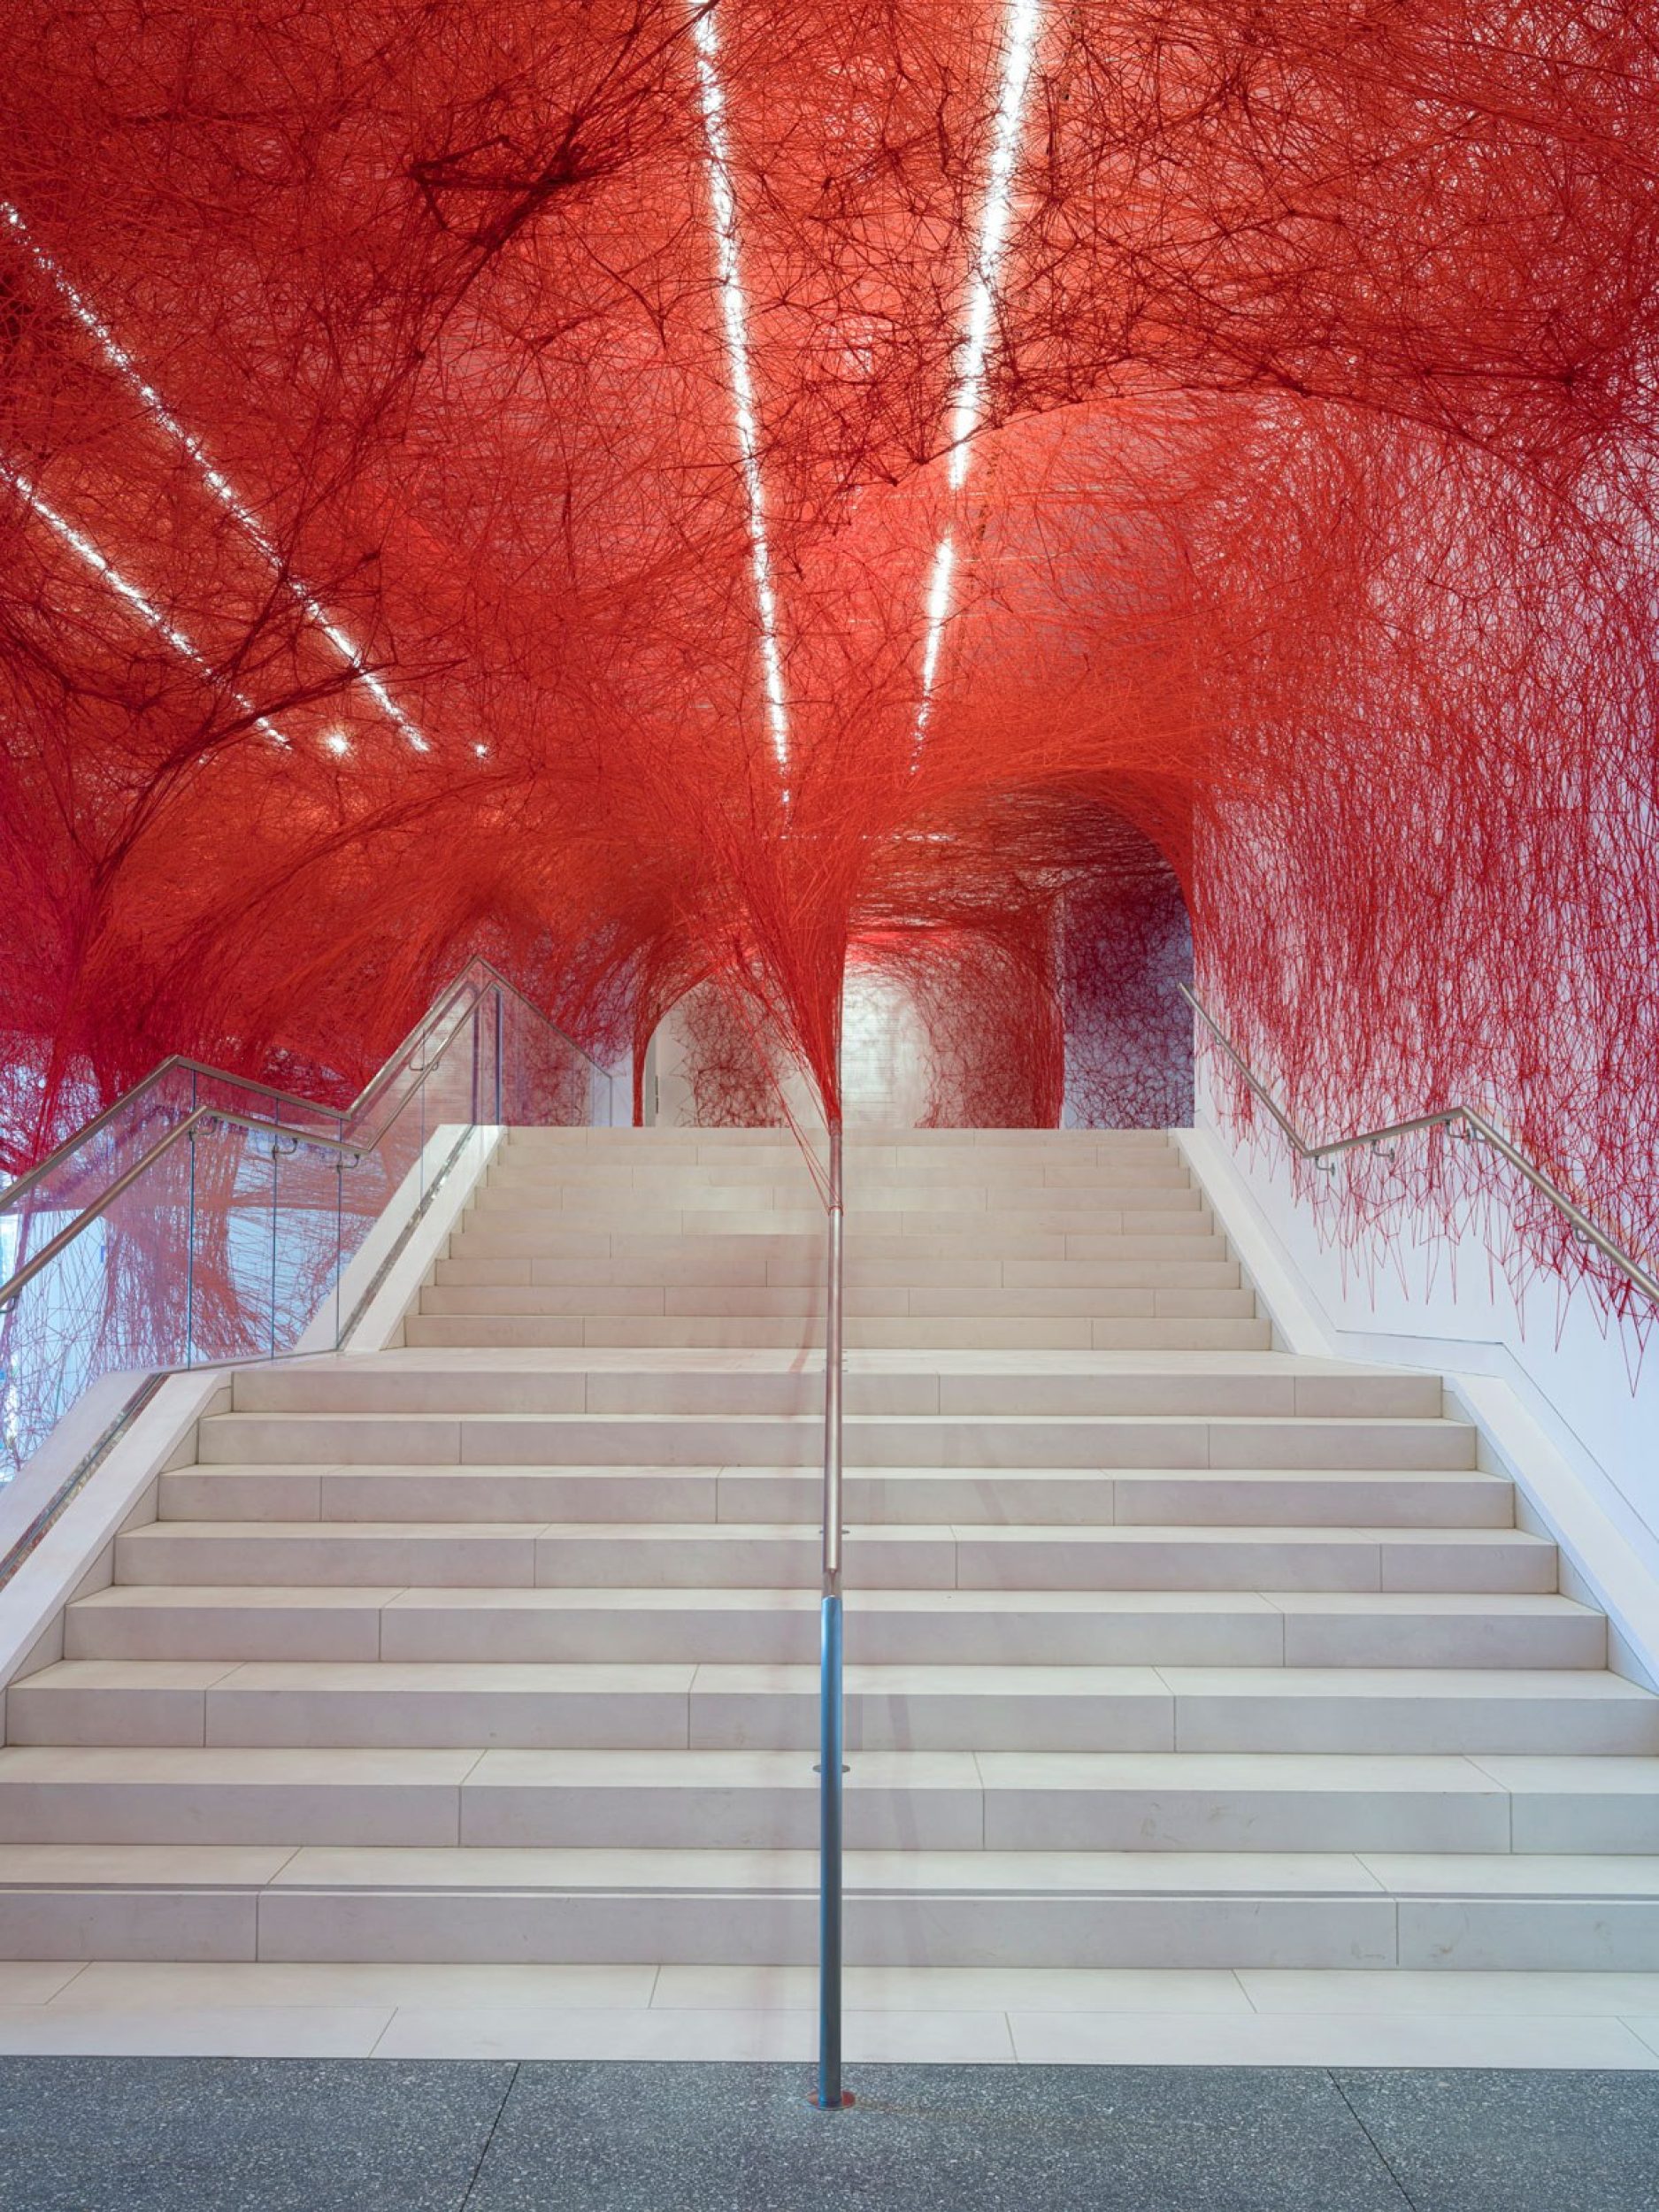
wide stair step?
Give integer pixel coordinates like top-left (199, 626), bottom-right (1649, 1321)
top-left (65, 1586), bottom-right (1609, 1669)
top-left (12, 1661), bottom-right (1656, 1755)
top-left (155, 1463), bottom-right (1517, 1526)
top-left (402, 1314), bottom-right (1276, 1349)
top-left (111, 1520), bottom-right (1555, 1592)
top-left (0, 1745), bottom-right (1652, 1852)
top-left (4, 1844), bottom-right (1657, 1969)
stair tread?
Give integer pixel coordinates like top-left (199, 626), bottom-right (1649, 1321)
top-left (4, 1743), bottom-right (1652, 1786)
top-left (130, 1519), bottom-right (1545, 1543)
top-left (18, 1659), bottom-right (1650, 1701)
top-left (243, 1348), bottom-right (1425, 1375)
top-left (174, 1462), bottom-right (1502, 1483)
top-left (73, 1583), bottom-right (1600, 1615)
top-left (204, 1409), bottom-right (1459, 1421)
top-left (1, 1843), bottom-right (1656, 1902)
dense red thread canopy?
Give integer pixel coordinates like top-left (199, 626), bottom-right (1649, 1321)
top-left (1, 2), bottom-right (1656, 1314)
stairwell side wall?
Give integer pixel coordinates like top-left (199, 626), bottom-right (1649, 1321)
top-left (1179, 1076), bottom-right (1659, 1689)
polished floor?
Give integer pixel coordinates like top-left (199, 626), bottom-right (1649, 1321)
top-left (0, 2056), bottom-right (1654, 2210)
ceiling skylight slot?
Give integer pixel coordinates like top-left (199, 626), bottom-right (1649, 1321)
top-left (5, 468), bottom-right (290, 748)
top-left (2, 199), bottom-right (430, 754)
top-left (913, 0), bottom-right (1043, 752)
top-left (685, 4), bottom-right (792, 789)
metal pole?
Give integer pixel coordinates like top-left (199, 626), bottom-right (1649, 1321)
top-left (816, 1116), bottom-right (851, 2109)
top-left (184, 1071), bottom-right (197, 1368)
top-left (269, 1140), bottom-right (280, 1360)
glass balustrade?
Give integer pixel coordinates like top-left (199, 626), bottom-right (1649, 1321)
top-left (0, 963), bottom-right (610, 1476)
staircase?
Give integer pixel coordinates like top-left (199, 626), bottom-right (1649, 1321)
top-left (2, 1125), bottom-right (1656, 1970)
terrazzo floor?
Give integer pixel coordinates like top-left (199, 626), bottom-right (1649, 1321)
top-left (1, 2056), bottom-right (1655, 2210)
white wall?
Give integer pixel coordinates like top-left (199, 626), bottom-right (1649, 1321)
top-left (645, 972), bottom-right (930, 1130)
top-left (1184, 1048), bottom-right (1659, 1680)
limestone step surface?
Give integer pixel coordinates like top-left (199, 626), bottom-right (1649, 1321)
top-left (194, 1411), bottom-right (1479, 1471)
top-left (3, 1844), bottom-right (1656, 1970)
top-left (4, 1122), bottom-right (1655, 1970)
top-left (64, 1586), bottom-right (1609, 1671)
top-left (0, 1744), bottom-right (1652, 1853)
top-left (111, 1519), bottom-right (1557, 1593)
top-left (402, 1313), bottom-right (1277, 1351)
top-left (12, 1660), bottom-right (1655, 1755)
top-left (156, 1462), bottom-right (1516, 1527)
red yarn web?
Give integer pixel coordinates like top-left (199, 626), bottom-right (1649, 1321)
top-left (0, 1), bottom-right (1655, 1332)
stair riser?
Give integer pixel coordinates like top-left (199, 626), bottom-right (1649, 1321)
top-left (0, 1780), bottom-right (1604, 1852)
top-left (488, 1148), bottom-right (1194, 1172)
top-left (15, 1686), bottom-right (1654, 1757)
top-left (229, 1369), bottom-right (1442, 1420)
top-left (402, 1317), bottom-right (1275, 1352)
top-left (487, 1154), bottom-right (1194, 1183)
top-left (418, 1286), bottom-right (1262, 1317)
top-left (6, 1878), bottom-right (1655, 1970)
top-left (472, 1183), bottom-right (1207, 1213)
top-left (255, 1890), bottom-right (1401, 1969)
top-left (114, 1528), bottom-right (1555, 1593)
top-left (256, 1892), bottom-right (1659, 1970)
top-left (431, 1257), bottom-right (1245, 1289)
top-left (198, 1416), bottom-right (1476, 1471)
top-left (500, 1130), bottom-right (1180, 1148)
top-left (452, 1217), bottom-right (1224, 1248)
top-left (64, 1600), bottom-right (1608, 1672)
top-left (158, 1468), bottom-right (1511, 1530)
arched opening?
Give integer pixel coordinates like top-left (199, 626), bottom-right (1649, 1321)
top-left (643, 816), bottom-right (1192, 1130)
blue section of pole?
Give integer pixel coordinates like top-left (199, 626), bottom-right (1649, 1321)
top-left (815, 1114), bottom-right (849, 2110)
top-left (817, 1589), bottom-right (845, 2108)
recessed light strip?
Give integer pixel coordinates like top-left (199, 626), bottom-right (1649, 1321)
top-left (2, 200), bottom-right (429, 753)
top-left (684, 4), bottom-right (791, 788)
top-left (912, 0), bottom-right (1043, 750)
top-left (5, 466), bottom-right (290, 747)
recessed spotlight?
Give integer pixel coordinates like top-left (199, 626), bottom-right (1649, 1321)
top-left (323, 731), bottom-right (350, 756)
top-left (473, 742), bottom-right (489, 757)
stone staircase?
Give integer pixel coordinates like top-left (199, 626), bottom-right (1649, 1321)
top-left (1, 1125), bottom-right (1655, 1969)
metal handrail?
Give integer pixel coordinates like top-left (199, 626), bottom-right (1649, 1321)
top-left (0, 1106), bottom-right (359, 1311)
top-left (1, 1061), bottom-right (348, 1218)
top-left (0, 956), bottom-right (603, 1217)
top-left (1179, 983), bottom-right (1659, 1307)
top-left (341, 959), bottom-right (606, 1133)
top-left (0, 963), bottom-right (607, 1312)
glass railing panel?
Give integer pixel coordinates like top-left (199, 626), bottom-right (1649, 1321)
top-left (498, 989), bottom-right (591, 1127)
top-left (359, 997), bottom-right (478, 1219)
top-left (0, 1064), bottom-right (198, 1225)
top-left (180, 1119), bottom-right (282, 1367)
top-left (270, 1134), bottom-right (352, 1359)
top-left (0, 964), bottom-right (611, 1486)
top-left (1, 1130), bottom-right (196, 1473)
top-left (173, 1120), bottom-right (349, 1367)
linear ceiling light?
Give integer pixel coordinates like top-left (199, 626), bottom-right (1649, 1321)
top-left (684, 4), bottom-right (792, 790)
top-left (913, 0), bottom-right (1043, 752)
top-left (2, 200), bottom-right (430, 754)
top-left (6, 466), bottom-right (290, 747)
